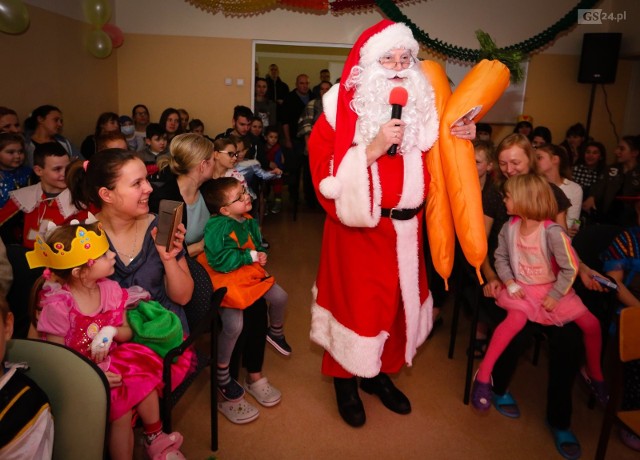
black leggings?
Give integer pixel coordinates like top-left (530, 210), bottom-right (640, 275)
top-left (486, 301), bottom-right (584, 429)
top-left (230, 298), bottom-right (268, 380)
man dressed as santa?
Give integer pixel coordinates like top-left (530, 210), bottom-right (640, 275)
top-left (308, 20), bottom-right (475, 427)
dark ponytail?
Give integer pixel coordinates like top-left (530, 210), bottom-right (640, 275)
top-left (67, 148), bottom-right (138, 210)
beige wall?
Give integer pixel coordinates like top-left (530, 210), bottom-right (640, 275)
top-left (5, 3), bottom-right (637, 153)
top-left (116, 34), bottom-right (252, 138)
top-left (0, 6), bottom-right (118, 147)
top-left (522, 54), bottom-right (632, 156)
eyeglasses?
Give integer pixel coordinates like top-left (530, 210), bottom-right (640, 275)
top-left (219, 150), bottom-right (239, 159)
top-left (224, 186), bottom-right (249, 206)
top-left (379, 53), bottom-right (415, 70)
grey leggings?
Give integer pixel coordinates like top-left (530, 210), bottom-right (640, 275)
top-left (218, 282), bottom-right (288, 365)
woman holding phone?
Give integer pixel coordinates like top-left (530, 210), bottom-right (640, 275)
top-left (150, 133), bottom-right (215, 258)
top-left (67, 149), bottom-right (194, 332)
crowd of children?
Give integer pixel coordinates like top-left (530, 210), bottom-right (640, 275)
top-left (1, 95), bottom-right (639, 458)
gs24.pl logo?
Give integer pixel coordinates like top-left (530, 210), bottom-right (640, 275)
top-left (578, 9), bottom-right (627, 24)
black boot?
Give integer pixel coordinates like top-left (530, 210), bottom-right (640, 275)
top-left (333, 377), bottom-right (366, 427)
top-left (360, 372), bottom-right (411, 414)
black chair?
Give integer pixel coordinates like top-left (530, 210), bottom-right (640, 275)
top-left (572, 224), bottom-right (622, 404)
top-left (448, 256), bottom-right (545, 404)
top-left (447, 254), bottom-right (484, 405)
top-left (161, 256), bottom-right (226, 452)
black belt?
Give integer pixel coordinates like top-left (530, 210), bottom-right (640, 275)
top-left (380, 201), bottom-right (425, 220)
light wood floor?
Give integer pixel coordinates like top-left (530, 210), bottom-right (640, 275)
top-left (171, 203), bottom-right (637, 460)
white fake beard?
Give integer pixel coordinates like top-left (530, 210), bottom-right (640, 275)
top-left (346, 64), bottom-right (432, 153)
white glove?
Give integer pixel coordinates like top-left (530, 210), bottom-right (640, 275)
top-left (90, 326), bottom-right (117, 363)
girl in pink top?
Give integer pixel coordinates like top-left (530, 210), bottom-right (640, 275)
top-left (28, 222), bottom-right (189, 460)
top-left (471, 174), bottom-right (606, 412)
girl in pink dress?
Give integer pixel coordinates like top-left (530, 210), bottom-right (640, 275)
top-left (471, 174), bottom-right (606, 412)
top-left (27, 222), bottom-right (188, 460)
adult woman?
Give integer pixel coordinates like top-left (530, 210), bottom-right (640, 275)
top-left (132, 104), bottom-right (150, 144)
top-left (80, 112), bottom-right (120, 160)
top-left (582, 135), bottom-right (640, 227)
top-left (150, 133), bottom-right (214, 257)
top-left (67, 149), bottom-right (194, 332)
top-left (159, 108), bottom-right (183, 144)
top-left (481, 133), bottom-right (601, 460)
top-left (572, 141), bottom-right (606, 198)
top-left (23, 105), bottom-right (75, 166)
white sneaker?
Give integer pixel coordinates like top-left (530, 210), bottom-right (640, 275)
top-left (244, 377), bottom-right (282, 407)
top-left (217, 397), bottom-right (260, 424)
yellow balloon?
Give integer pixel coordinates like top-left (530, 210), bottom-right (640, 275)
top-left (83, 0), bottom-right (111, 27)
top-left (86, 29), bottom-right (112, 59)
top-left (0, 0), bottom-right (30, 34)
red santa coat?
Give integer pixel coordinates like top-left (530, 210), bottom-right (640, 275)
top-left (309, 84), bottom-right (438, 378)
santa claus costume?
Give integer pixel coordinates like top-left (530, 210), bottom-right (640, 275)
top-left (308, 20), bottom-right (439, 394)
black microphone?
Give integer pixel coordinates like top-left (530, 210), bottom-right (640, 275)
top-left (387, 87), bottom-right (408, 155)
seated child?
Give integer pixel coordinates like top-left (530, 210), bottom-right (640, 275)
top-left (0, 141), bottom-right (86, 249)
top-left (232, 135), bottom-right (282, 218)
top-left (0, 295), bottom-right (54, 459)
top-left (0, 142), bottom-right (88, 338)
top-left (263, 126), bottom-right (285, 213)
top-left (119, 115), bottom-right (144, 152)
top-left (471, 174), bottom-right (607, 412)
top-left (188, 119), bottom-right (204, 136)
top-left (95, 131), bottom-right (128, 152)
top-left (198, 178), bottom-right (287, 422)
top-left (27, 222), bottom-right (190, 459)
top-left (0, 133), bottom-right (31, 208)
top-left (135, 123), bottom-right (169, 187)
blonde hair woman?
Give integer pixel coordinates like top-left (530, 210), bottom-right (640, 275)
top-left (151, 133), bottom-right (215, 257)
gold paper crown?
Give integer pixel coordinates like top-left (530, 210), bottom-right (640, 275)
top-left (517, 114), bottom-right (533, 124)
top-left (26, 223), bottom-right (110, 270)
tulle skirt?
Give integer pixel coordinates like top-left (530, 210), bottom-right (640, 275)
top-left (106, 340), bottom-right (195, 421)
top-left (496, 282), bottom-right (587, 327)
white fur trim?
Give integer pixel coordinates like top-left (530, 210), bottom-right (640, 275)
top-left (360, 23), bottom-right (420, 68)
top-left (319, 175), bottom-right (341, 199)
top-left (310, 288), bottom-right (432, 373)
top-left (333, 143), bottom-right (381, 227)
top-left (310, 302), bottom-right (388, 378)
top-left (322, 84), bottom-right (339, 130)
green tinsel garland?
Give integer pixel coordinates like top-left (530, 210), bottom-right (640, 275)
top-left (374, 0), bottom-right (601, 82)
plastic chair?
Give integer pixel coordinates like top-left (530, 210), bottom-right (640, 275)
top-left (161, 255), bottom-right (226, 452)
top-left (5, 338), bottom-right (110, 460)
top-left (595, 306), bottom-right (640, 459)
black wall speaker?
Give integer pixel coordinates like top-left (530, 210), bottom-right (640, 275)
top-left (578, 33), bottom-right (622, 84)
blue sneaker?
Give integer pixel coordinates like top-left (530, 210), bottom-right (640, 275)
top-left (266, 331), bottom-right (292, 356)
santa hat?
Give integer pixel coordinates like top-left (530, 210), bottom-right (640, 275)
top-left (328, 20), bottom-right (419, 190)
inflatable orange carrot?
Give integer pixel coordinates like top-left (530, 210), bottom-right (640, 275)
top-left (420, 60), bottom-right (455, 288)
top-left (439, 59), bottom-right (510, 282)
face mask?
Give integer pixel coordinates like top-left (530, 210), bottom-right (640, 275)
top-left (121, 125), bottom-right (135, 136)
